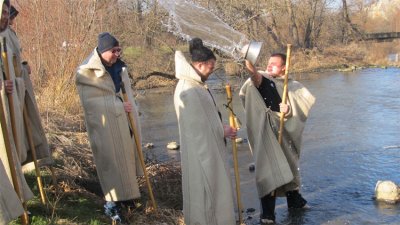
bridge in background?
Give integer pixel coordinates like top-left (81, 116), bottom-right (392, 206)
top-left (364, 32), bottom-right (400, 41)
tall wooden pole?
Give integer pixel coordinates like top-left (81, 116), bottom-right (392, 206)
top-left (225, 84), bottom-right (243, 224)
top-left (1, 38), bottom-right (20, 161)
top-left (23, 108), bottom-right (47, 205)
top-left (1, 37), bottom-right (29, 224)
top-left (120, 82), bottom-right (157, 210)
top-left (278, 44), bottom-right (292, 145)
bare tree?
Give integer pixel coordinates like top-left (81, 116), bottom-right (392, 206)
top-left (341, 0), bottom-right (364, 43)
top-left (285, 0), bottom-right (300, 47)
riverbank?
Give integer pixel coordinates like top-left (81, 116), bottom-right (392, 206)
top-left (16, 50), bottom-right (400, 224)
top-left (133, 42), bottom-right (400, 90)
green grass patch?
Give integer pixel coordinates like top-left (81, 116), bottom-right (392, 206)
top-left (10, 172), bottom-right (108, 225)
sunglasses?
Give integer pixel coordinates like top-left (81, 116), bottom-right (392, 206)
top-left (111, 48), bottom-right (122, 54)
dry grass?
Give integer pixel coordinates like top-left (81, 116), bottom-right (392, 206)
top-left (37, 110), bottom-right (184, 224)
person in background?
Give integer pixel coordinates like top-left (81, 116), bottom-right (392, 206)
top-left (0, 4), bottom-right (25, 221)
top-left (6, 4), bottom-right (53, 172)
top-left (240, 54), bottom-right (315, 224)
top-left (174, 37), bottom-right (237, 225)
top-left (0, 0), bottom-right (34, 207)
top-left (76, 32), bottom-right (143, 223)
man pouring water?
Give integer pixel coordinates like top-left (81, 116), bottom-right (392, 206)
top-left (239, 45), bottom-right (315, 224)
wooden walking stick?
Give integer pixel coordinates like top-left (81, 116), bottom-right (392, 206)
top-left (1, 37), bottom-right (30, 225)
top-left (278, 44), bottom-right (292, 145)
top-left (23, 108), bottom-right (47, 205)
top-left (9, 38), bottom-right (47, 205)
top-left (271, 44), bottom-right (292, 198)
top-left (225, 84), bottom-right (243, 224)
top-left (120, 82), bottom-right (157, 210)
top-left (19, 60), bottom-right (58, 189)
top-left (0, 88), bottom-right (29, 225)
top-left (2, 39), bottom-right (20, 162)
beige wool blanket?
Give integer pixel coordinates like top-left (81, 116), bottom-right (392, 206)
top-left (0, 29), bottom-right (33, 203)
top-left (5, 27), bottom-right (53, 169)
top-left (0, 160), bottom-right (24, 224)
top-left (174, 51), bottom-right (236, 225)
top-left (76, 49), bottom-right (143, 201)
top-left (240, 76), bottom-right (315, 197)
top-left (0, 29), bottom-right (27, 163)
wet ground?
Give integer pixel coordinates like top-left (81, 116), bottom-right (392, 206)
top-left (137, 68), bottom-right (400, 225)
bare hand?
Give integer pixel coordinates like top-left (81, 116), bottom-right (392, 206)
top-left (223, 125), bottom-right (237, 139)
top-left (123, 101), bottom-right (132, 113)
top-left (5, 80), bottom-right (13, 94)
top-left (245, 60), bottom-right (256, 74)
top-left (279, 103), bottom-right (290, 114)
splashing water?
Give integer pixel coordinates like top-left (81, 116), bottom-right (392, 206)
top-left (158, 0), bottom-right (249, 60)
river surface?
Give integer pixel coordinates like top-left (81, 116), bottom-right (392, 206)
top-left (136, 68), bottom-right (400, 225)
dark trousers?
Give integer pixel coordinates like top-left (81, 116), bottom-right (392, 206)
top-left (260, 190), bottom-right (308, 220)
top-left (260, 193), bottom-right (276, 221)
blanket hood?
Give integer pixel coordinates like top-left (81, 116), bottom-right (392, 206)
top-left (175, 51), bottom-right (203, 84)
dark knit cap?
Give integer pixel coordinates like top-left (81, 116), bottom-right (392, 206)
top-left (97, 32), bottom-right (119, 54)
top-left (189, 38), bottom-right (216, 62)
top-left (3, 0), bottom-right (10, 7)
top-left (10, 5), bottom-right (18, 19)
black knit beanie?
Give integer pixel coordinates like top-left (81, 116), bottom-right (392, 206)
top-left (97, 32), bottom-right (119, 54)
top-left (189, 38), bottom-right (216, 62)
top-left (3, 0), bottom-right (10, 7)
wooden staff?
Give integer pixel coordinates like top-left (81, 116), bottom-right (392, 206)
top-left (278, 44), bottom-right (292, 145)
top-left (1, 37), bottom-right (29, 224)
top-left (23, 108), bottom-right (47, 205)
top-left (19, 60), bottom-right (58, 189)
top-left (1, 38), bottom-right (20, 160)
top-left (120, 82), bottom-right (157, 210)
top-left (9, 35), bottom-right (49, 204)
top-left (225, 84), bottom-right (243, 224)
top-left (0, 88), bottom-right (29, 225)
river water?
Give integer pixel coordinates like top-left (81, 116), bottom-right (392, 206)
top-left (136, 68), bottom-right (400, 225)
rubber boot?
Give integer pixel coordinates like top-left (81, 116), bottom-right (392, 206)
top-left (286, 190), bottom-right (307, 209)
top-left (260, 193), bottom-right (276, 224)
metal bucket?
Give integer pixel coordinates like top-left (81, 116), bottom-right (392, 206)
top-left (241, 41), bottom-right (263, 64)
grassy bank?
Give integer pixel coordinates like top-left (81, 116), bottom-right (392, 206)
top-left (11, 112), bottom-right (184, 225)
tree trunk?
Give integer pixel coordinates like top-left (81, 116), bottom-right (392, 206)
top-left (285, 0), bottom-right (300, 47)
top-left (264, 12), bottom-right (284, 50)
top-left (342, 0), bottom-right (364, 41)
top-left (303, 0), bottom-right (318, 48)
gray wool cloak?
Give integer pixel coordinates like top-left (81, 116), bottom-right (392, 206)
top-left (0, 29), bottom-right (33, 203)
top-left (76, 49), bottom-right (143, 201)
top-left (174, 51), bottom-right (236, 225)
top-left (0, 159), bottom-right (24, 224)
top-left (4, 27), bottom-right (53, 169)
top-left (239, 75), bottom-right (315, 198)
top-left (0, 29), bottom-right (27, 164)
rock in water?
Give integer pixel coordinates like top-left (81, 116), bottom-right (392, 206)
top-left (375, 180), bottom-right (400, 203)
top-left (167, 141), bottom-right (180, 150)
top-left (144, 143), bottom-right (154, 149)
top-left (248, 163), bottom-right (255, 172)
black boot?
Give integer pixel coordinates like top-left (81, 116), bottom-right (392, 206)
top-left (286, 190), bottom-right (307, 209)
top-left (260, 193), bottom-right (276, 224)
top-left (119, 199), bottom-right (143, 213)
